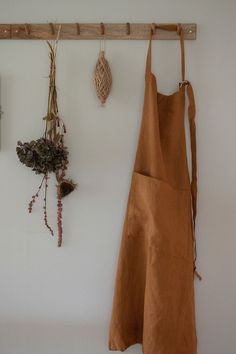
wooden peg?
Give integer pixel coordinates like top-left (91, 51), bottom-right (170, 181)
top-left (177, 23), bottom-right (182, 35)
top-left (100, 22), bottom-right (105, 35)
top-left (126, 22), bottom-right (131, 35)
top-left (76, 23), bottom-right (80, 35)
top-left (49, 22), bottom-right (55, 35)
top-left (24, 23), bottom-right (30, 36)
top-left (151, 23), bottom-right (156, 35)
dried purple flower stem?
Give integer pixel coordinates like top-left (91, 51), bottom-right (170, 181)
top-left (43, 174), bottom-right (54, 236)
top-left (28, 174), bottom-right (46, 213)
top-left (57, 190), bottom-right (63, 247)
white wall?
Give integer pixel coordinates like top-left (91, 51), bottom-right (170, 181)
top-left (0, 1), bottom-right (235, 353)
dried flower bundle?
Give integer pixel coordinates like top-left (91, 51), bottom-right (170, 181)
top-left (16, 29), bottom-right (76, 246)
top-left (16, 138), bottom-right (69, 174)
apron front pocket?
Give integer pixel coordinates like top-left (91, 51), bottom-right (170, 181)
top-left (126, 172), bottom-right (193, 261)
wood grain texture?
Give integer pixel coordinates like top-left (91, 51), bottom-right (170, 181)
top-left (0, 23), bottom-right (196, 40)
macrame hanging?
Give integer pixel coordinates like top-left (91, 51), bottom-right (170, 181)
top-left (93, 35), bottom-right (112, 106)
top-left (16, 26), bottom-right (76, 247)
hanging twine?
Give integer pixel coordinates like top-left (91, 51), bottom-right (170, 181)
top-left (93, 46), bottom-right (112, 106)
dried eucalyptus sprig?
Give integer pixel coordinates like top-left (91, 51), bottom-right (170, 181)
top-left (16, 26), bottom-right (76, 246)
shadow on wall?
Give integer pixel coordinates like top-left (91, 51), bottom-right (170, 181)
top-left (0, 321), bottom-right (141, 354)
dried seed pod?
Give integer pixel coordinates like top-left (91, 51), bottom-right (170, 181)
top-left (58, 179), bottom-right (77, 198)
top-left (93, 50), bottom-right (112, 105)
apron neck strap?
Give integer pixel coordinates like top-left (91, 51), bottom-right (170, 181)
top-left (178, 24), bottom-right (185, 82)
top-left (145, 23), bottom-right (186, 82)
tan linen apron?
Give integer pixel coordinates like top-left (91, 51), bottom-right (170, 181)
top-left (109, 24), bottom-right (200, 354)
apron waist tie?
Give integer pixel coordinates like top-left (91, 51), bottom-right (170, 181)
top-left (180, 80), bottom-right (202, 281)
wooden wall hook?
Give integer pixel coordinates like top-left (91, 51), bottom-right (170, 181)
top-left (0, 23), bottom-right (197, 40)
top-left (24, 23), bottom-right (30, 36)
top-left (177, 23), bottom-right (182, 35)
top-left (100, 22), bottom-right (105, 35)
top-left (151, 23), bottom-right (156, 35)
top-left (76, 23), bottom-right (80, 35)
top-left (126, 22), bottom-right (130, 35)
top-left (49, 22), bottom-right (55, 35)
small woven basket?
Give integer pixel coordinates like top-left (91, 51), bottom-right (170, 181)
top-left (93, 50), bottom-right (112, 105)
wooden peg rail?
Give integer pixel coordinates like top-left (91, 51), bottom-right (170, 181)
top-left (0, 23), bottom-right (196, 40)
